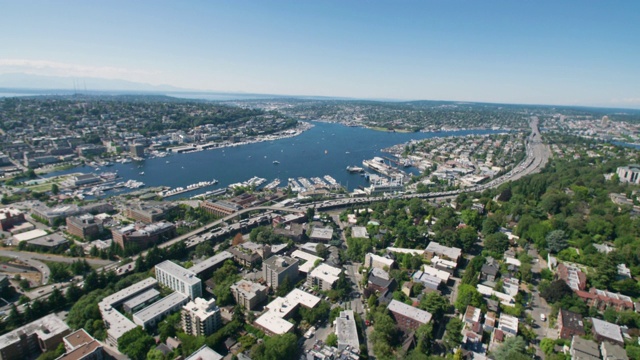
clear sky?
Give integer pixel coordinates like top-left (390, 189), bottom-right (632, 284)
top-left (1, 1), bottom-right (639, 108)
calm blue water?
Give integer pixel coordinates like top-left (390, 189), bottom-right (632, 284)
top-left (44, 122), bottom-right (505, 197)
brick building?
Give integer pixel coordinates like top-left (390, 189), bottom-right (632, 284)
top-left (200, 200), bottom-right (242, 217)
top-left (112, 221), bottom-right (176, 250)
top-left (558, 309), bottom-right (585, 340)
top-left (66, 214), bottom-right (103, 240)
top-left (387, 300), bottom-right (432, 332)
top-left (0, 208), bottom-right (25, 231)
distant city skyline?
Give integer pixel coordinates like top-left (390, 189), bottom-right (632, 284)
top-left (1, 1), bottom-right (639, 108)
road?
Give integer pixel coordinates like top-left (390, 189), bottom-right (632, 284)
top-left (103, 117), bottom-right (550, 274)
top-left (528, 254), bottom-right (556, 358)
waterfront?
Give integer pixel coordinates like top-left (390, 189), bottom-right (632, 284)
top-left (44, 122), bottom-right (506, 198)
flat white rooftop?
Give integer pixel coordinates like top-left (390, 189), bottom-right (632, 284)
top-left (123, 289), bottom-right (160, 310)
top-left (190, 251), bottom-right (233, 275)
top-left (155, 260), bottom-right (200, 286)
top-left (101, 278), bottom-right (158, 307)
top-left (185, 345), bottom-right (223, 360)
top-left (134, 292), bottom-right (189, 325)
top-left (387, 300), bottom-right (432, 325)
top-left (13, 229), bottom-right (48, 242)
top-left (255, 289), bottom-right (320, 335)
top-left (422, 265), bottom-right (450, 283)
top-left (309, 263), bottom-right (341, 285)
top-left (292, 249), bottom-right (323, 273)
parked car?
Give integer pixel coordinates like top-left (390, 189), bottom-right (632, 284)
top-left (540, 313), bottom-right (546, 322)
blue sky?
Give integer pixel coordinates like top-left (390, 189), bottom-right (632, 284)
top-left (1, 1), bottom-right (639, 107)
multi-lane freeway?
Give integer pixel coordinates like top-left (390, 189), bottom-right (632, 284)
top-left (109, 117), bottom-right (550, 271)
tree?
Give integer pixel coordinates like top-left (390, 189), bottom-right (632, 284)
top-left (251, 333), bottom-right (298, 360)
top-left (306, 207), bottom-right (315, 222)
top-left (50, 183), bottom-right (59, 195)
top-left (540, 280), bottom-right (573, 304)
top-left (326, 333), bottom-right (338, 347)
top-left (195, 242), bottom-right (214, 258)
top-left (546, 230), bottom-right (567, 253)
top-left (456, 226), bottom-right (478, 251)
top-left (316, 243), bottom-right (329, 259)
top-left (118, 327), bottom-right (155, 360)
top-left (415, 322), bottom-right (434, 354)
top-left (540, 338), bottom-right (555, 357)
top-left (491, 336), bottom-right (529, 360)
top-left (484, 232), bottom-right (509, 254)
top-left (442, 318), bottom-right (463, 352)
top-left (482, 217), bottom-right (500, 236)
top-left (232, 233), bottom-right (244, 246)
top-left (455, 284), bottom-right (483, 313)
top-left (419, 292), bottom-right (449, 319)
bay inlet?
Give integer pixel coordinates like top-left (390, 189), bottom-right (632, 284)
top-left (45, 122), bottom-right (506, 198)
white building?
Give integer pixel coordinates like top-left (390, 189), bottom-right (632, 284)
top-left (185, 345), bottom-right (223, 360)
top-left (335, 310), bottom-right (359, 351)
top-left (617, 165), bottom-right (640, 184)
top-left (155, 260), bottom-right (202, 299)
top-left (307, 263), bottom-right (342, 291)
top-left (98, 278), bottom-right (158, 346)
top-left (364, 253), bottom-right (395, 270)
top-left (254, 289), bottom-right (321, 336)
top-left (133, 292), bottom-right (189, 329)
top-left (182, 298), bottom-right (222, 337)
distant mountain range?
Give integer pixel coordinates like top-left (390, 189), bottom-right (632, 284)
top-left (0, 73), bottom-right (188, 92)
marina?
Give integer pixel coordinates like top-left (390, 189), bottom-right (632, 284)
top-left (157, 179), bottom-right (219, 198)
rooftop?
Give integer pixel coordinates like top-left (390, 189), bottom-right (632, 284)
top-left (351, 226), bottom-right (369, 239)
top-left (366, 253), bottom-right (395, 267)
top-left (264, 255), bottom-right (299, 272)
top-left (13, 229), bottom-right (48, 242)
top-left (591, 318), bottom-right (623, 344)
top-left (387, 300), bottom-right (432, 325)
top-left (571, 336), bottom-right (600, 360)
top-left (310, 226), bottom-right (333, 241)
top-left (185, 345), bottom-right (223, 360)
top-left (122, 289), bottom-right (160, 311)
top-left (255, 289), bottom-right (321, 335)
top-left (335, 310), bottom-right (359, 350)
top-left (134, 292), bottom-right (189, 325)
top-left (0, 314), bottom-right (69, 348)
top-left (309, 263), bottom-right (342, 284)
top-left (559, 309), bottom-right (584, 332)
top-left (190, 251), bottom-right (233, 275)
top-left (291, 250), bottom-right (323, 273)
top-left (426, 241), bottom-right (462, 261)
top-left (101, 278), bottom-right (158, 307)
top-left (63, 329), bottom-right (94, 349)
top-left (155, 260), bottom-right (201, 286)
top-left (57, 340), bottom-right (102, 360)
top-left (182, 297), bottom-right (220, 319)
top-left (230, 279), bottom-right (267, 298)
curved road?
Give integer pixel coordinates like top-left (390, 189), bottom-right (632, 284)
top-left (107, 117), bottom-right (550, 272)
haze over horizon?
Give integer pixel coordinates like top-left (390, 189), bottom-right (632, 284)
top-left (1, 1), bottom-right (639, 108)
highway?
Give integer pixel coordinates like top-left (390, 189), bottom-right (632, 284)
top-left (106, 117), bottom-right (550, 272)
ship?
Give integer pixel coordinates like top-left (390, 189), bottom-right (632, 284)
top-left (273, 160), bottom-right (280, 165)
top-left (346, 166), bottom-right (364, 173)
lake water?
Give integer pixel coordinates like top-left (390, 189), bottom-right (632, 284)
top-left (45, 122), bottom-right (505, 197)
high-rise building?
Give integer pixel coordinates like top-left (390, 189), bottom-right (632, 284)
top-left (262, 255), bottom-right (299, 289)
top-left (155, 260), bottom-right (202, 299)
top-left (182, 298), bottom-right (222, 337)
top-left (130, 143), bottom-right (145, 158)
